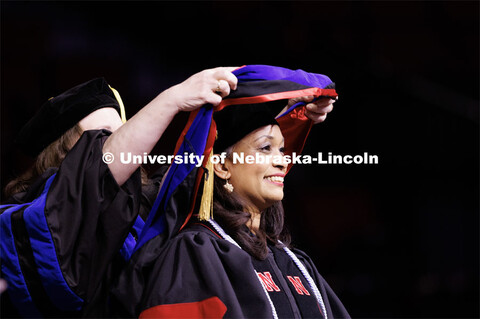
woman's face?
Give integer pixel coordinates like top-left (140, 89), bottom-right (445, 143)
top-left (78, 107), bottom-right (123, 132)
top-left (225, 125), bottom-right (288, 212)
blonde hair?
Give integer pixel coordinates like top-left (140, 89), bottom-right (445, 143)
top-left (5, 125), bottom-right (150, 198)
top-left (4, 124), bottom-right (83, 198)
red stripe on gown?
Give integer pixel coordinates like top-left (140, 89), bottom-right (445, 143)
top-left (139, 296), bottom-right (227, 319)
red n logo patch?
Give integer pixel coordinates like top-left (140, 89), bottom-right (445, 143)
top-left (257, 272), bottom-right (281, 292)
top-left (287, 276), bottom-right (310, 295)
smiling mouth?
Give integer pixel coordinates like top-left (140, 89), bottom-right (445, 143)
top-left (265, 176), bottom-right (284, 184)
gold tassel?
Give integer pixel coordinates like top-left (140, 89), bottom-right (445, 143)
top-left (198, 150), bottom-right (214, 221)
top-left (109, 85), bottom-right (127, 123)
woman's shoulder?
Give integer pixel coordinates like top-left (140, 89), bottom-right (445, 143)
top-left (290, 246), bottom-right (314, 263)
top-left (164, 220), bottom-right (251, 261)
top-left (2, 168), bottom-right (58, 205)
top-left (173, 221), bottom-right (238, 248)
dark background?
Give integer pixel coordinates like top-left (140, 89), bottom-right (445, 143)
top-left (1, 1), bottom-right (478, 318)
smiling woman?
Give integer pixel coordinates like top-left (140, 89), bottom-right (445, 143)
top-left (211, 107), bottom-right (291, 261)
top-left (111, 65), bottom-right (347, 319)
top-left (217, 125), bottom-right (287, 215)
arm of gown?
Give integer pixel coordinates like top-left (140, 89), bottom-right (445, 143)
top-left (293, 248), bottom-right (351, 319)
top-left (111, 229), bottom-right (274, 319)
top-left (46, 130), bottom-right (142, 299)
top-left (0, 130), bottom-right (142, 317)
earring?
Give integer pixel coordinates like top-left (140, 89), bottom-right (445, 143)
top-left (223, 179), bottom-right (234, 193)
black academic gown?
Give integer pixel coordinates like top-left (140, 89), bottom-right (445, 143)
top-left (0, 130), bottom-right (160, 318)
top-left (111, 221), bottom-right (350, 319)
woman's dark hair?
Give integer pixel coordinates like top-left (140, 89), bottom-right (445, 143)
top-left (213, 173), bottom-right (291, 260)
